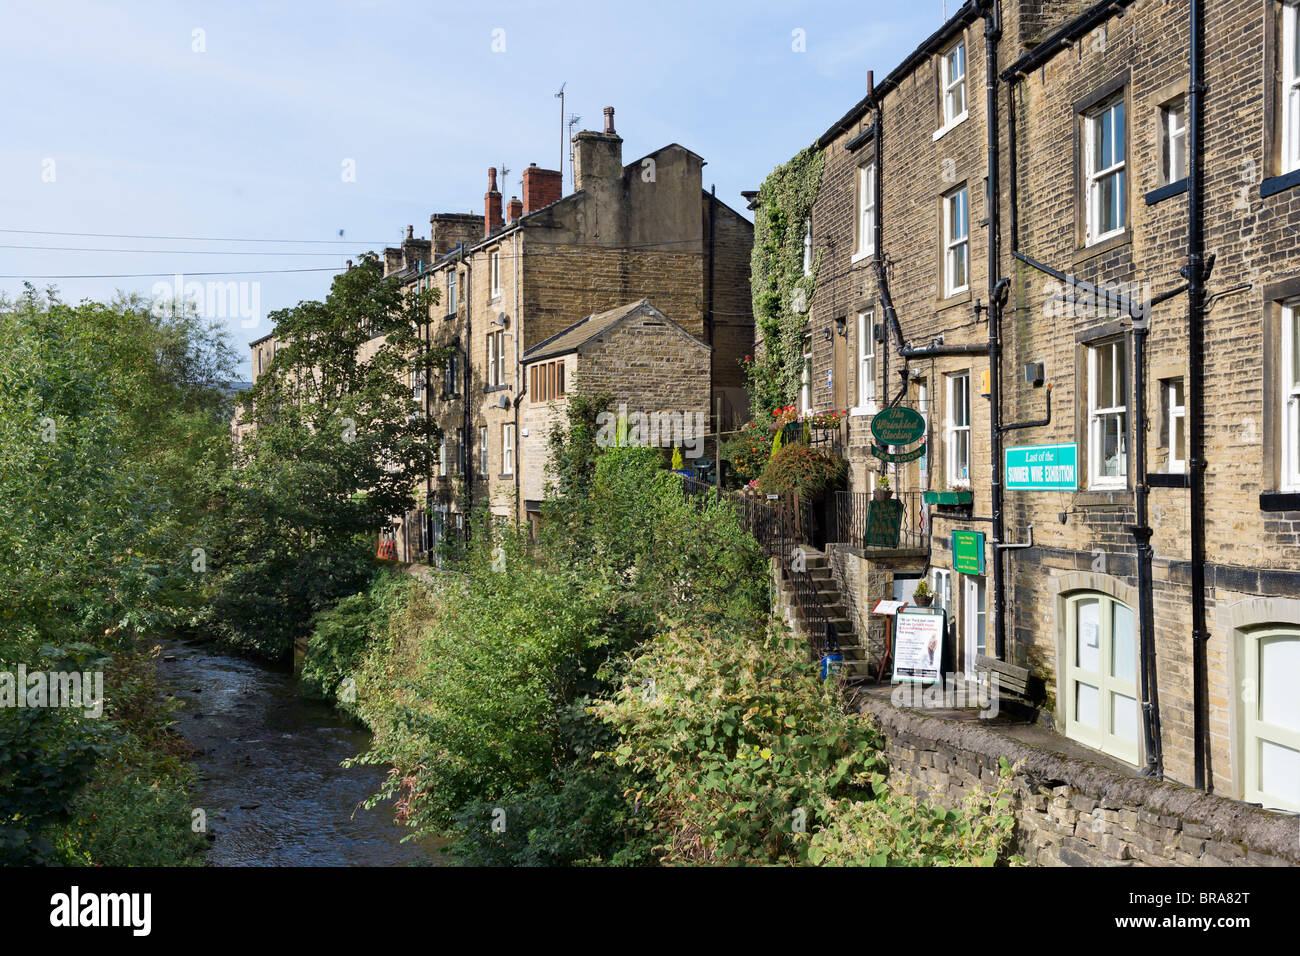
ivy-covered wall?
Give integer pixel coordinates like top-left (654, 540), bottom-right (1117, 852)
top-left (747, 146), bottom-right (825, 418)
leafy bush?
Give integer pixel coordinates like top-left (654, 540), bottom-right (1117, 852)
top-left (756, 443), bottom-right (845, 500)
top-left (808, 761), bottom-right (1023, 866)
top-left (597, 621), bottom-right (884, 865)
top-left (721, 419), bottom-right (773, 483)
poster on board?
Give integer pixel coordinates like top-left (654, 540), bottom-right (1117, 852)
top-left (892, 607), bottom-right (946, 684)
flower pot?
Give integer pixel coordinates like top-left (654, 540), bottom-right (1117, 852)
top-left (912, 594), bottom-right (933, 607)
top-left (872, 488), bottom-right (894, 502)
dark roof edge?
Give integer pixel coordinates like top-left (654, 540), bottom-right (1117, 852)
top-left (1001, 0), bottom-right (1139, 82)
top-left (815, 0), bottom-right (985, 150)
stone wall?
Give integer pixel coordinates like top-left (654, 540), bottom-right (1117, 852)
top-left (858, 695), bottom-right (1300, 867)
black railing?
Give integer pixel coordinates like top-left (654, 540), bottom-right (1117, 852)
top-left (834, 489), bottom-right (927, 551)
top-left (779, 420), bottom-right (844, 457)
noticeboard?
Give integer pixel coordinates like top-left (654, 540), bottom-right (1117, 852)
top-left (864, 498), bottom-right (903, 549)
top-left (892, 607), bottom-right (946, 684)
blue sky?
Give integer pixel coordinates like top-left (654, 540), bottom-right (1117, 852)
top-left (0, 0), bottom-right (947, 377)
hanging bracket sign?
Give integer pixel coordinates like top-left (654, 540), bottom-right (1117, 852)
top-left (870, 406), bottom-right (927, 446)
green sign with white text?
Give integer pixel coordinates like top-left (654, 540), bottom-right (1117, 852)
top-left (1005, 443), bottom-right (1078, 491)
top-left (951, 530), bottom-right (985, 575)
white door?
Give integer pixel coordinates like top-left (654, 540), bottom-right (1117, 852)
top-left (963, 574), bottom-right (986, 680)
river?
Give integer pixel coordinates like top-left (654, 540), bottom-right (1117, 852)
top-left (156, 638), bottom-right (446, 867)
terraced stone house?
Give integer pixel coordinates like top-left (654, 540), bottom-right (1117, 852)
top-left (761, 0), bottom-right (1300, 812)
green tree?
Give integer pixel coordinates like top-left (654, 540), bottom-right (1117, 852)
top-left (207, 254), bottom-right (443, 659)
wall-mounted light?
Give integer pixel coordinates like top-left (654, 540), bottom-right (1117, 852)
top-left (834, 315), bottom-right (848, 338)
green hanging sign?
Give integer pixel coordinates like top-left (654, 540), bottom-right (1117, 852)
top-left (951, 530), bottom-right (986, 575)
top-left (870, 406), bottom-right (926, 446)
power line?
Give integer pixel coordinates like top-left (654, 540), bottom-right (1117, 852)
top-left (0, 267), bottom-right (346, 279)
top-left (0, 227), bottom-right (390, 245)
top-left (0, 243), bottom-right (358, 256)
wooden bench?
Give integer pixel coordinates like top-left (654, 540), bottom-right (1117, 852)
top-left (976, 654), bottom-right (1033, 698)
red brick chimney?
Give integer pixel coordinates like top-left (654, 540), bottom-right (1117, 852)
top-left (507, 196), bottom-right (523, 223)
top-left (484, 166), bottom-right (503, 237)
top-left (522, 163), bottom-right (562, 214)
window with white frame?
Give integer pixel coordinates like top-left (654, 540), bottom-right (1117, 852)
top-left (490, 251), bottom-right (502, 298)
top-left (946, 371), bottom-right (970, 485)
top-left (438, 434), bottom-right (448, 477)
top-left (1086, 97), bottom-right (1127, 244)
top-left (1088, 338), bottom-right (1128, 488)
top-left (1283, 2), bottom-right (1300, 175)
top-left (502, 423), bottom-right (515, 475)
top-left (1166, 378), bottom-right (1186, 474)
top-left (447, 271), bottom-right (458, 314)
top-left (940, 38), bottom-right (967, 128)
top-left (1239, 626), bottom-right (1300, 812)
top-left (856, 310), bottom-right (876, 412)
top-left (487, 330), bottom-right (506, 387)
top-left (1160, 96), bottom-right (1187, 185)
top-left (1063, 592), bottom-right (1140, 765)
top-left (943, 186), bottom-right (969, 296)
top-left (800, 337), bottom-right (813, 414)
top-left (803, 220), bottom-right (813, 276)
top-left (1283, 300), bottom-right (1300, 490)
top-left (855, 162), bottom-right (876, 259)
top-left (411, 369), bottom-right (424, 401)
top-left (479, 425), bottom-right (488, 475)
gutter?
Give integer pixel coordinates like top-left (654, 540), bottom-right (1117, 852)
top-left (1000, 0), bottom-right (1140, 82)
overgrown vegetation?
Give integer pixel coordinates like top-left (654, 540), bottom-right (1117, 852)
top-left (748, 146), bottom-right (825, 418)
top-left (0, 286), bottom-right (229, 864)
top-left (303, 393), bottom-right (1019, 866)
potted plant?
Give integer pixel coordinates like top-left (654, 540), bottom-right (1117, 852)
top-left (670, 446), bottom-right (693, 478)
top-left (912, 579), bottom-right (934, 607)
top-left (872, 472), bottom-right (893, 502)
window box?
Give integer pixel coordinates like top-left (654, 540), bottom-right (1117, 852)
top-left (923, 489), bottom-right (973, 506)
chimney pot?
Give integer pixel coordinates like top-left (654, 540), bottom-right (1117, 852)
top-left (406, 224), bottom-right (414, 239)
top-left (507, 196), bottom-right (523, 223)
top-left (603, 106), bottom-right (616, 134)
top-left (487, 166), bottom-right (498, 190)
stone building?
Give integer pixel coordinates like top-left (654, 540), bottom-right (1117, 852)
top-left (247, 107), bottom-right (753, 560)
top-left (762, 0), bottom-right (1300, 813)
top-left (519, 299), bottom-right (712, 528)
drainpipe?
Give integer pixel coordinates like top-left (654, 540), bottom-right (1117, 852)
top-left (513, 229), bottom-right (522, 524)
top-left (981, 0), bottom-right (1008, 662)
top-left (1130, 309), bottom-right (1164, 777)
top-left (872, 71), bottom-right (886, 408)
top-left (1187, 0), bottom-right (1211, 791)
top-left (459, 243), bottom-right (473, 539)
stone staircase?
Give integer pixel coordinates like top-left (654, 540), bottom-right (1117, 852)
top-left (776, 547), bottom-right (873, 678)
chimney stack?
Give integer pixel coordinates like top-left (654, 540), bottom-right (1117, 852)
top-left (573, 107), bottom-right (623, 194)
top-left (522, 162), bottom-right (562, 213)
top-left (507, 196), bottom-right (523, 222)
top-left (484, 166), bottom-right (503, 237)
